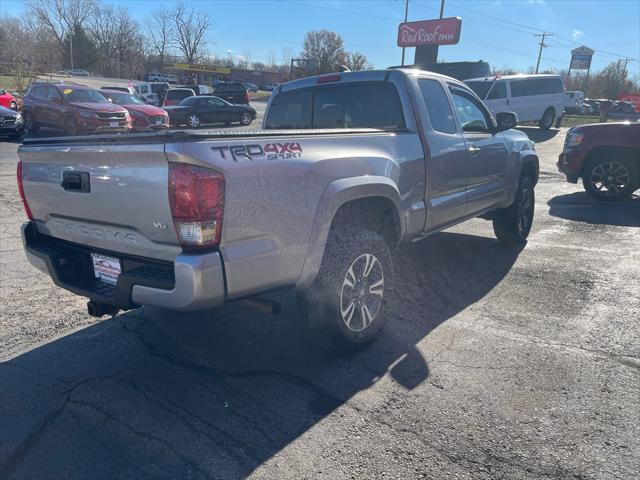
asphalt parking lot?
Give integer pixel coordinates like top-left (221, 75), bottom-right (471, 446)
top-left (1, 126), bottom-right (639, 479)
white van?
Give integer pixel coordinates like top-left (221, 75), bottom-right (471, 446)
top-left (564, 90), bottom-right (584, 114)
top-left (465, 74), bottom-right (565, 129)
top-left (133, 82), bottom-right (170, 106)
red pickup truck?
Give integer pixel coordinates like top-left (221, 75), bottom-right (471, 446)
top-left (558, 122), bottom-right (640, 201)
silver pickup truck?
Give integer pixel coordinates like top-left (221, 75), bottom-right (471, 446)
top-left (17, 69), bottom-right (538, 352)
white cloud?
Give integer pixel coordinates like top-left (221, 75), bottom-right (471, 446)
top-left (571, 29), bottom-right (584, 40)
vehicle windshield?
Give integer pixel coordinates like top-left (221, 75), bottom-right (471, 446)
top-left (102, 91), bottom-right (145, 105)
top-left (464, 81), bottom-right (492, 99)
top-left (62, 87), bottom-right (109, 103)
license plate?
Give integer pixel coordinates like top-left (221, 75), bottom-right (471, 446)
top-left (110, 121), bottom-right (119, 127)
top-left (91, 253), bottom-right (121, 285)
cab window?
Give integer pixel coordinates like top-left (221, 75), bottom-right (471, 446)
top-left (449, 88), bottom-right (492, 133)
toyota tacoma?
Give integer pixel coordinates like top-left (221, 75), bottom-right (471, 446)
top-left (18, 69), bottom-right (538, 352)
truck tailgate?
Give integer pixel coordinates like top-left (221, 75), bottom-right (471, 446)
top-left (19, 143), bottom-right (181, 262)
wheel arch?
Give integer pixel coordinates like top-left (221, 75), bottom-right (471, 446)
top-left (581, 146), bottom-right (640, 179)
top-left (297, 176), bottom-right (404, 289)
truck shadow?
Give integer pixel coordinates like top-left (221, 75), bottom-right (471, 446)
top-left (515, 126), bottom-right (561, 143)
top-left (1, 231), bottom-right (522, 479)
top-left (548, 191), bottom-right (640, 227)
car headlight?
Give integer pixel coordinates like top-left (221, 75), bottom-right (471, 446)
top-left (15, 113), bottom-right (23, 123)
top-left (78, 110), bottom-right (95, 118)
top-left (565, 131), bottom-right (583, 147)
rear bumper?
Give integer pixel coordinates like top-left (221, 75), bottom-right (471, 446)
top-left (22, 222), bottom-right (225, 311)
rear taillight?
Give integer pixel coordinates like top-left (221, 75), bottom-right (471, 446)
top-left (168, 163), bottom-right (225, 250)
top-left (244, 91), bottom-right (250, 103)
top-left (17, 160), bottom-right (33, 220)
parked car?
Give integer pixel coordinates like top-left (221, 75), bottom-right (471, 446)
top-left (465, 74), bottom-right (565, 129)
top-left (613, 101), bottom-right (637, 113)
top-left (68, 69), bottom-right (90, 77)
top-left (244, 82), bottom-right (259, 92)
top-left (22, 82), bottom-right (131, 136)
top-left (213, 82), bottom-right (250, 104)
top-left (134, 82), bottom-right (170, 106)
top-left (175, 85), bottom-right (209, 95)
top-left (262, 83), bottom-right (280, 91)
top-left (100, 89), bottom-right (169, 131)
top-left (163, 88), bottom-right (196, 106)
top-left (164, 95), bottom-right (256, 127)
top-left (101, 85), bottom-right (136, 95)
top-left (17, 68), bottom-right (538, 352)
top-left (581, 101), bottom-right (595, 115)
top-left (166, 74), bottom-right (178, 84)
top-left (558, 122), bottom-right (640, 201)
top-left (564, 90), bottom-right (584, 115)
top-left (0, 105), bottom-right (24, 138)
top-left (0, 89), bottom-right (18, 110)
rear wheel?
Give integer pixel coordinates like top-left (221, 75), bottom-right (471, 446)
top-left (582, 155), bottom-right (637, 201)
top-left (493, 175), bottom-right (535, 245)
top-left (539, 107), bottom-right (555, 130)
top-left (239, 112), bottom-right (252, 125)
top-left (297, 226), bottom-right (392, 354)
top-left (23, 112), bottom-right (39, 133)
top-left (187, 113), bottom-right (200, 128)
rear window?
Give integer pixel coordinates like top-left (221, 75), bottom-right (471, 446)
top-left (167, 90), bottom-right (194, 101)
top-left (265, 82), bottom-right (405, 130)
top-left (215, 83), bottom-right (246, 92)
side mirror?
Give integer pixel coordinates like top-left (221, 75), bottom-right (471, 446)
top-left (495, 112), bottom-right (517, 132)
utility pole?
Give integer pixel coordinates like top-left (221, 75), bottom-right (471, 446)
top-left (534, 32), bottom-right (552, 74)
top-left (70, 31), bottom-right (74, 70)
top-left (401, 0), bottom-right (409, 66)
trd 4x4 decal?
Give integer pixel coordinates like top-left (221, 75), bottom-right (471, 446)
top-left (211, 142), bottom-right (303, 162)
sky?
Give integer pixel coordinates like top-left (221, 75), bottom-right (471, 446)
top-left (2, 0), bottom-right (639, 75)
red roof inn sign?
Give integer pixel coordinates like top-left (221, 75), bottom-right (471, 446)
top-left (397, 17), bottom-right (462, 47)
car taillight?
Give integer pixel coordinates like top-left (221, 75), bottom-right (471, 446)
top-left (17, 160), bottom-right (34, 220)
top-left (168, 163), bottom-right (225, 250)
top-left (244, 91), bottom-right (250, 103)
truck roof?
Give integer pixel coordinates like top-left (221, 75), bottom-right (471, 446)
top-left (278, 68), bottom-right (467, 94)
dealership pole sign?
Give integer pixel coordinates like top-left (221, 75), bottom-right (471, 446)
top-left (397, 17), bottom-right (462, 47)
top-left (569, 46), bottom-right (595, 70)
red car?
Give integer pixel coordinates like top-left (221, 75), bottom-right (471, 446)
top-left (22, 82), bottom-right (131, 136)
top-left (558, 122), bottom-right (640, 201)
top-left (0, 89), bottom-right (18, 110)
top-left (100, 89), bottom-right (169, 131)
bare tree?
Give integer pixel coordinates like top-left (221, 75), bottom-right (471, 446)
top-left (345, 51), bottom-right (372, 71)
top-left (171, 2), bottom-right (212, 63)
top-left (302, 30), bottom-right (345, 74)
top-left (27, 0), bottom-right (96, 52)
top-left (146, 7), bottom-right (174, 72)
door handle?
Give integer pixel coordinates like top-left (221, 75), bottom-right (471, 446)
top-left (467, 145), bottom-right (481, 155)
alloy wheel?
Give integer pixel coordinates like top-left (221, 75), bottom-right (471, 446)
top-left (241, 112), bottom-right (252, 125)
top-left (517, 184), bottom-right (533, 236)
top-left (339, 253), bottom-right (384, 332)
top-left (188, 114), bottom-right (200, 128)
top-left (590, 161), bottom-right (631, 197)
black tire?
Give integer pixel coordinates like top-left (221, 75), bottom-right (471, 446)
top-left (23, 112), bottom-right (39, 133)
top-left (582, 155), bottom-right (637, 202)
top-left (539, 107), bottom-right (555, 130)
top-left (186, 113), bottom-right (200, 128)
top-left (297, 226), bottom-right (393, 354)
top-left (65, 116), bottom-right (79, 136)
top-left (493, 175), bottom-right (535, 245)
top-left (239, 112), bottom-right (253, 125)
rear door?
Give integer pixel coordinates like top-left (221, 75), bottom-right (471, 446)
top-left (484, 80), bottom-right (509, 117)
top-left (448, 85), bottom-right (509, 215)
top-left (206, 97), bottom-right (232, 123)
top-left (47, 87), bottom-right (66, 127)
